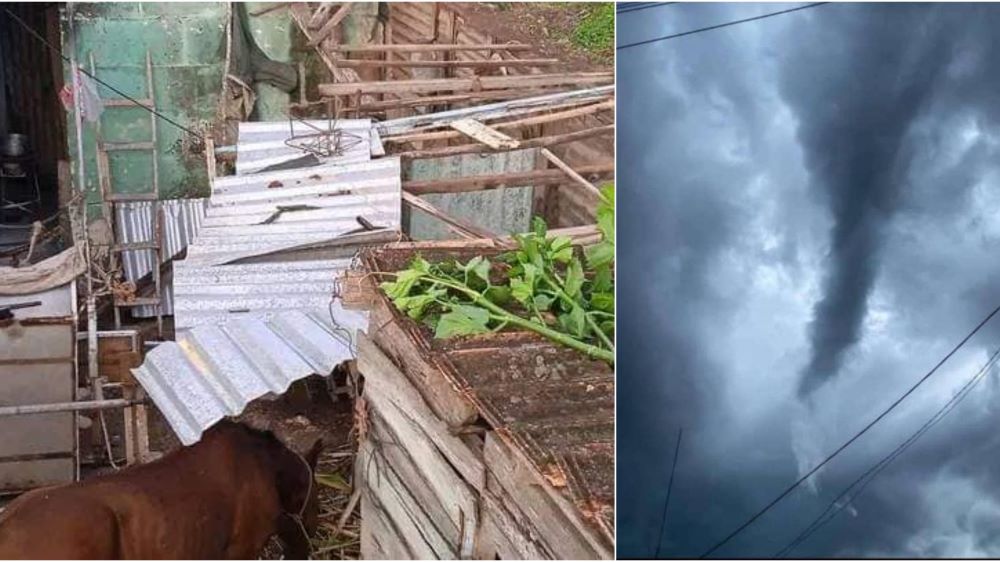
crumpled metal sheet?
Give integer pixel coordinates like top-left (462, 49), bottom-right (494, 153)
top-left (235, 119), bottom-right (375, 175)
top-left (133, 308), bottom-right (365, 446)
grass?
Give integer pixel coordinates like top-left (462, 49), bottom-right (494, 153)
top-left (572, 3), bottom-right (614, 57)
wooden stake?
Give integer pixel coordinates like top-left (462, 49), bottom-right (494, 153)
top-left (401, 192), bottom-right (497, 239)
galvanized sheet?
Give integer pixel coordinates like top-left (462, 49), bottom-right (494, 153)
top-left (236, 119), bottom-right (374, 175)
top-left (184, 158), bottom-right (402, 267)
top-left (114, 198), bottom-right (207, 317)
top-left (133, 308), bottom-right (365, 446)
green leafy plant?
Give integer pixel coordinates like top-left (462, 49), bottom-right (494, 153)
top-left (379, 185), bottom-right (615, 364)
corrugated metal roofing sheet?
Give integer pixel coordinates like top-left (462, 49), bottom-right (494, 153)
top-left (236, 119), bottom-right (375, 175)
top-left (115, 198), bottom-right (207, 317)
top-left (184, 157), bottom-right (402, 267)
top-left (133, 308), bottom-right (364, 446)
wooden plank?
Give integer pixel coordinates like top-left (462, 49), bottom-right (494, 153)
top-left (358, 331), bottom-right (486, 493)
top-left (365, 298), bottom-right (480, 427)
top-left (358, 436), bottom-right (456, 558)
top-left (401, 192), bottom-right (499, 240)
top-left (307, 2), bottom-right (335, 28)
top-left (365, 417), bottom-right (462, 548)
top-left (385, 99), bottom-right (614, 145)
top-left (307, 3), bottom-right (351, 47)
top-left (360, 492), bottom-right (413, 560)
top-left (450, 118), bottom-right (520, 150)
top-left (328, 43), bottom-right (534, 53)
top-left (476, 483), bottom-right (553, 560)
top-left (542, 147), bottom-right (604, 199)
top-left (402, 163), bottom-right (614, 195)
top-left (342, 88), bottom-right (554, 114)
top-left (318, 72), bottom-right (613, 96)
top-left (333, 57), bottom-right (559, 69)
top-left (483, 432), bottom-right (613, 559)
top-left (398, 124), bottom-right (614, 160)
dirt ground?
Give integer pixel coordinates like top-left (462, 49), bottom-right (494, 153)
top-left (452, 2), bottom-right (614, 70)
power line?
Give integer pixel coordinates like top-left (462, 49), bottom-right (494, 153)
top-left (617, 3), bottom-right (677, 15)
top-left (655, 427), bottom-right (684, 558)
top-left (617, 2), bottom-right (829, 51)
top-left (775, 346), bottom-right (1000, 558)
top-left (699, 302), bottom-right (1000, 558)
top-left (3, 8), bottom-right (204, 140)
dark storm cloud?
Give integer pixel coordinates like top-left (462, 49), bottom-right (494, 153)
top-left (618, 2), bottom-right (1000, 558)
top-left (784, 4), bottom-right (958, 396)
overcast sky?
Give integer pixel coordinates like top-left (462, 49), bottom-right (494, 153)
top-left (617, 3), bottom-right (1000, 558)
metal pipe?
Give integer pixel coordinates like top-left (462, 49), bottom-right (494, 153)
top-left (0, 398), bottom-right (145, 417)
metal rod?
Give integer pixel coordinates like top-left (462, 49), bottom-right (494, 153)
top-left (0, 398), bottom-right (145, 416)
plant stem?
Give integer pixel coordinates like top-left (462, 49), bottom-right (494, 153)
top-left (427, 277), bottom-right (614, 363)
top-left (538, 271), bottom-right (616, 352)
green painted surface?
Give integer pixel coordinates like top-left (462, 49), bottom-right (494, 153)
top-left (65, 3), bottom-right (228, 212)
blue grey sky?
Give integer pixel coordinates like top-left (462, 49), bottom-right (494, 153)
top-left (617, 3), bottom-right (1000, 557)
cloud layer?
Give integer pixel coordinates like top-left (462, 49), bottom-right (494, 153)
top-left (617, 3), bottom-right (1000, 557)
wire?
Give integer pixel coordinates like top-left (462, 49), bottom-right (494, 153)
top-left (775, 346), bottom-right (1000, 558)
top-left (3, 8), bottom-right (204, 140)
top-left (617, 3), bottom-right (678, 15)
top-left (617, 2), bottom-right (829, 51)
top-left (699, 302), bottom-right (1000, 558)
top-left (655, 427), bottom-right (684, 558)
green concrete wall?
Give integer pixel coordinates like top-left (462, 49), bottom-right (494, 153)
top-left (63, 2), bottom-right (299, 218)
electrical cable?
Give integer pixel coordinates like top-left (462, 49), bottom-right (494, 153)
top-left (617, 3), bottom-right (677, 15)
top-left (655, 427), bottom-right (684, 558)
top-left (4, 8), bottom-right (204, 140)
top-left (699, 302), bottom-right (1000, 558)
top-left (774, 346), bottom-right (1000, 558)
top-left (617, 2), bottom-right (829, 51)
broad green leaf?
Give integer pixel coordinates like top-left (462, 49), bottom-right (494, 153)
top-left (466, 256), bottom-right (491, 284)
top-left (409, 256), bottom-right (431, 273)
top-left (533, 294), bottom-right (554, 312)
top-left (381, 269), bottom-right (424, 299)
top-left (549, 235), bottom-right (574, 263)
top-left (510, 277), bottom-right (534, 306)
top-left (564, 258), bottom-right (585, 300)
top-left (435, 306), bottom-right (491, 338)
top-left (585, 241), bottom-right (614, 269)
top-left (590, 264), bottom-right (613, 293)
top-left (591, 292), bottom-right (614, 313)
top-left (600, 319), bottom-right (615, 337)
top-left (394, 288), bottom-right (443, 320)
top-left (484, 285), bottom-right (512, 306)
top-left (532, 216), bottom-right (548, 238)
top-left (559, 305), bottom-right (587, 338)
top-left (522, 262), bottom-right (539, 287)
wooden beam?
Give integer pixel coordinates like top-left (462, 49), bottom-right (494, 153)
top-left (402, 164), bottom-right (614, 195)
top-left (401, 192), bottom-right (498, 240)
top-left (342, 89), bottom-right (555, 113)
top-left (541, 148), bottom-right (603, 199)
top-left (318, 72), bottom-right (613, 97)
top-left (307, 3), bottom-right (351, 47)
top-left (333, 58), bottom-right (560, 69)
top-left (307, 2), bottom-right (335, 28)
top-left (397, 124), bottom-right (614, 160)
top-left (249, 2), bottom-right (291, 17)
top-left (450, 118), bottom-right (521, 150)
top-left (327, 43), bottom-right (534, 53)
top-left (387, 99), bottom-right (614, 145)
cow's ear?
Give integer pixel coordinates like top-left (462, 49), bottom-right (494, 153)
top-left (305, 437), bottom-right (323, 469)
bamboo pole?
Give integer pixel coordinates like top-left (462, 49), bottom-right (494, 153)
top-left (0, 398), bottom-right (145, 416)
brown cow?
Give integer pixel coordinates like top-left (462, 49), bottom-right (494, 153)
top-left (0, 420), bottom-right (323, 560)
